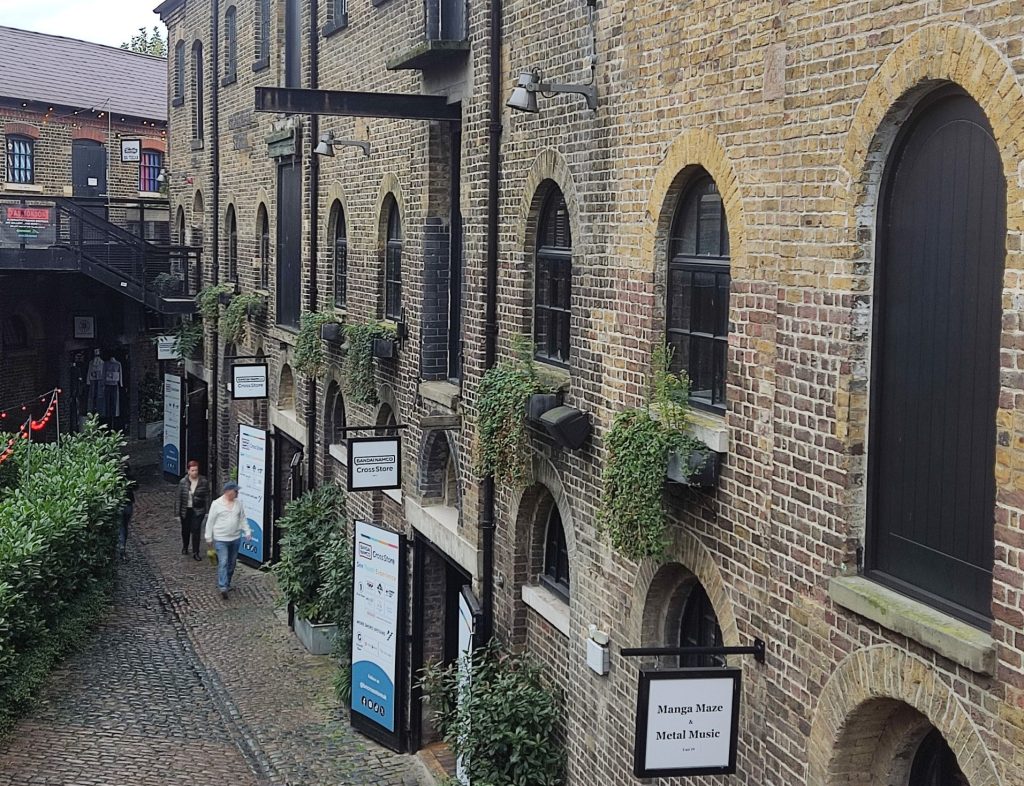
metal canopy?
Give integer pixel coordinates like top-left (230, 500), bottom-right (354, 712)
top-left (255, 87), bottom-right (461, 121)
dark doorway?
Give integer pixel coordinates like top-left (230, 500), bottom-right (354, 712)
top-left (276, 161), bottom-right (302, 329)
top-left (271, 431), bottom-right (304, 563)
top-left (72, 140), bottom-right (107, 199)
top-left (867, 88), bottom-right (1005, 627)
top-left (185, 375), bottom-right (209, 480)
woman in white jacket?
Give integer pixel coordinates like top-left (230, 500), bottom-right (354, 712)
top-left (204, 481), bottom-right (251, 599)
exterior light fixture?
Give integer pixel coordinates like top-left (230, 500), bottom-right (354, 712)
top-left (506, 69), bottom-right (597, 113)
top-left (313, 132), bottom-right (370, 157)
top-left (156, 168), bottom-right (168, 184)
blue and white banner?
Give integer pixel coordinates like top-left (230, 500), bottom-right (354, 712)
top-left (162, 374), bottom-right (182, 476)
top-left (237, 425), bottom-right (268, 564)
top-left (351, 521), bottom-right (401, 732)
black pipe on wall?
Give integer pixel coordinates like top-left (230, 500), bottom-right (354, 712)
top-left (306, 0), bottom-right (320, 492)
top-left (210, 0), bottom-right (221, 490)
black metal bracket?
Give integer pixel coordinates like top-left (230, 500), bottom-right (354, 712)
top-left (337, 423), bottom-right (409, 433)
top-left (620, 638), bottom-right (766, 665)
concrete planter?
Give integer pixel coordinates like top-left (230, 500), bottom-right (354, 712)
top-left (294, 615), bottom-right (338, 655)
top-left (666, 446), bottom-right (721, 488)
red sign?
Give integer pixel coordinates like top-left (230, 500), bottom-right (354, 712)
top-left (0, 205), bottom-right (55, 246)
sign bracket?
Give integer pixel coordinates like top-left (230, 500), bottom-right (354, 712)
top-left (338, 423), bottom-right (409, 432)
top-left (621, 638), bottom-right (766, 665)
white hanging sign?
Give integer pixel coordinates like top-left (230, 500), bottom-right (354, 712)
top-left (162, 374), bottom-right (182, 476)
top-left (346, 436), bottom-right (401, 491)
top-left (231, 363), bottom-right (269, 400)
top-left (156, 335), bottom-right (180, 361)
top-left (121, 139), bottom-right (141, 162)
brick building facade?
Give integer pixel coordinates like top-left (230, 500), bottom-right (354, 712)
top-left (157, 1), bottom-right (1024, 784)
top-left (0, 27), bottom-right (169, 439)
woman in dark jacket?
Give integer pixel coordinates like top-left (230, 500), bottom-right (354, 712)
top-left (175, 460), bottom-right (211, 560)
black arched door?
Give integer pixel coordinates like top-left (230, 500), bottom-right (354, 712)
top-left (867, 88), bottom-right (1005, 626)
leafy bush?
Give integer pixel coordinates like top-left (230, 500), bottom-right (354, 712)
top-left (0, 417), bottom-right (126, 735)
top-left (272, 484), bottom-right (347, 623)
top-left (323, 533), bottom-right (354, 703)
top-left (195, 283), bottom-right (233, 324)
top-left (420, 643), bottom-right (564, 786)
top-left (341, 321), bottom-right (397, 405)
top-left (139, 372), bottom-right (163, 423)
top-left (293, 312), bottom-right (337, 379)
top-left (172, 318), bottom-right (203, 360)
top-left (221, 292), bottom-right (266, 347)
top-left (474, 337), bottom-right (544, 487)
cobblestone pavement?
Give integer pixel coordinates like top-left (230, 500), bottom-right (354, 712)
top-left (0, 475), bottom-right (423, 786)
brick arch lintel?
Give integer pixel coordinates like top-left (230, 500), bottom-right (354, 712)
top-left (807, 645), bottom-right (1003, 786)
top-left (517, 148), bottom-right (582, 254)
top-left (72, 127), bottom-right (107, 144)
top-left (626, 525), bottom-right (741, 652)
top-left (141, 138), bottom-right (167, 153)
top-left (375, 172), bottom-right (405, 244)
top-left (4, 123), bottom-right (40, 139)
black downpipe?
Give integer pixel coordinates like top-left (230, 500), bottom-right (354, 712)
top-left (480, 0), bottom-right (503, 644)
top-left (211, 0), bottom-right (221, 489)
top-left (306, 0), bottom-right (320, 492)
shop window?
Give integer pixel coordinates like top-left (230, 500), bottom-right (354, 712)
top-left (5, 136), bottom-right (34, 184)
top-left (140, 150), bottom-right (162, 193)
top-left (257, 203), bottom-right (270, 290)
top-left (677, 583), bottom-right (723, 667)
top-left (534, 186), bottom-right (571, 365)
top-left (331, 201), bottom-right (347, 308)
top-left (541, 506), bottom-right (570, 601)
top-left (384, 199), bottom-right (402, 321)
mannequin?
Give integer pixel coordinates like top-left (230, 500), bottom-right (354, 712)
top-left (103, 353), bottom-right (123, 420)
top-left (87, 349), bottom-right (105, 415)
top-left (68, 352), bottom-right (85, 431)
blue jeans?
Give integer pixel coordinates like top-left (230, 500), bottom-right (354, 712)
top-left (214, 538), bottom-right (241, 591)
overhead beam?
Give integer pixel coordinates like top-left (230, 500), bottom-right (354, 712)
top-left (255, 87), bottom-right (461, 121)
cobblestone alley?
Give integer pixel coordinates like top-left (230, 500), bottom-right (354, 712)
top-left (0, 476), bottom-right (424, 786)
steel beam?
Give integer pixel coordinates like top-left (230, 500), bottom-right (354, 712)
top-left (255, 87), bottom-right (461, 121)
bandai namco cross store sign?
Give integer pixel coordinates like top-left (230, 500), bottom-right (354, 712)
top-left (346, 435), bottom-right (401, 492)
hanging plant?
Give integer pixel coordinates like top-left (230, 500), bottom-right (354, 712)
top-left (475, 336), bottom-right (544, 487)
top-left (293, 311), bottom-right (336, 379)
top-left (195, 283), bottom-right (233, 324)
top-left (221, 292), bottom-right (266, 347)
top-left (172, 318), bottom-right (203, 360)
top-left (342, 321), bottom-right (397, 406)
top-left (598, 343), bottom-right (707, 561)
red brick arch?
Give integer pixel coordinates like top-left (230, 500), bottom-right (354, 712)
top-left (72, 127), bottom-right (107, 144)
top-left (4, 123), bottom-right (39, 139)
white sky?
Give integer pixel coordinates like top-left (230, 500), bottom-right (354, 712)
top-left (0, 0), bottom-right (164, 49)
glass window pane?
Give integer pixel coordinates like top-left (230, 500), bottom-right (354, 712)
top-left (713, 339), bottom-right (727, 406)
top-left (717, 274), bottom-right (730, 337)
top-left (690, 336), bottom-right (715, 403)
top-left (536, 261), bottom-right (550, 307)
top-left (668, 334), bottom-right (688, 375)
top-left (673, 197), bottom-right (698, 256)
top-left (693, 271), bottom-right (717, 335)
top-left (698, 192), bottom-right (723, 256)
top-left (555, 260), bottom-right (571, 308)
top-left (558, 311), bottom-right (571, 362)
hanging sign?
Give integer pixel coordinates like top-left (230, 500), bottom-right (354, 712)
top-left (162, 374), bottom-right (183, 477)
top-left (120, 139), bottom-right (141, 162)
top-left (0, 205), bottom-right (55, 246)
top-left (231, 363), bottom-right (269, 400)
top-left (236, 425), bottom-right (268, 564)
top-left (156, 335), bottom-right (180, 361)
top-left (633, 668), bottom-right (741, 778)
top-left (347, 436), bottom-right (401, 492)
top-left (351, 521), bottom-right (403, 742)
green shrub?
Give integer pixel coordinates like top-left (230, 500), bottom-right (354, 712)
top-left (221, 292), bottom-right (266, 347)
top-left (272, 484), bottom-right (347, 623)
top-left (0, 417), bottom-right (126, 735)
top-left (342, 321), bottom-right (397, 405)
top-left (420, 643), bottom-right (564, 786)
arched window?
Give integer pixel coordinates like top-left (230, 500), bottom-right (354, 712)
top-left (257, 204), bottom-right (270, 290)
top-left (225, 205), bottom-right (238, 282)
top-left (6, 135), bottom-right (34, 184)
top-left (909, 729), bottom-right (968, 786)
top-left (331, 0), bottom-right (348, 27)
top-left (867, 88), bottom-right (1004, 626)
top-left (542, 505), bottom-right (570, 601)
top-left (191, 41), bottom-right (204, 142)
top-left (534, 186), bottom-right (572, 365)
top-left (331, 201), bottom-right (347, 308)
top-left (384, 200), bottom-right (402, 321)
top-left (667, 171), bottom-right (730, 413)
top-left (326, 381), bottom-right (346, 444)
top-left (1, 315), bottom-right (29, 351)
top-left (375, 403), bottom-right (398, 435)
top-left (678, 583), bottom-right (723, 667)
top-left (173, 41), bottom-right (186, 103)
top-left (176, 206), bottom-right (186, 245)
top-left (223, 6), bottom-right (238, 83)
top-left (255, 0), bottom-right (270, 66)
top-left (278, 364), bottom-right (295, 412)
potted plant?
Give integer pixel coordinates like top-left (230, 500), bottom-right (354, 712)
top-left (221, 292), bottom-right (266, 347)
top-left (152, 272), bottom-right (183, 297)
top-left (272, 484), bottom-right (348, 655)
top-left (371, 335), bottom-right (396, 359)
top-left (342, 321), bottom-right (399, 405)
top-left (320, 321), bottom-right (343, 343)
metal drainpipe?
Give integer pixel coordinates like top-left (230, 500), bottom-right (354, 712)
top-left (306, 0), bottom-right (320, 492)
top-left (211, 0), bottom-right (222, 489)
top-left (480, 0), bottom-right (503, 644)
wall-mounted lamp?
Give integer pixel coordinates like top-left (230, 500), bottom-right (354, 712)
top-left (313, 132), bottom-right (371, 157)
top-left (506, 69), bottom-right (597, 113)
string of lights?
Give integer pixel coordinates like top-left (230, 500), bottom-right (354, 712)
top-left (0, 389), bottom-right (60, 466)
top-left (0, 387), bottom-right (62, 421)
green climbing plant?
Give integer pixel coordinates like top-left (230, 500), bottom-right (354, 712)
top-left (598, 343), bottom-right (707, 561)
top-left (475, 336), bottom-right (544, 487)
top-left (341, 321), bottom-right (397, 406)
top-left (195, 283), bottom-right (233, 324)
top-left (293, 312), bottom-right (336, 379)
top-left (172, 318), bottom-right (203, 360)
top-left (221, 292), bottom-right (266, 347)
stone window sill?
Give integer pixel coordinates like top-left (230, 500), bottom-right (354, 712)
top-left (829, 575), bottom-right (995, 676)
top-left (522, 584), bottom-right (570, 638)
top-left (138, 191), bottom-right (163, 199)
top-left (536, 363), bottom-right (571, 392)
top-left (419, 380), bottom-right (460, 409)
top-left (323, 15), bottom-right (349, 37)
top-left (2, 182), bottom-right (43, 193)
top-left (172, 96), bottom-right (184, 107)
top-left (221, 74), bottom-right (238, 88)
top-left (190, 139), bottom-right (205, 151)
top-left (252, 57), bottom-right (270, 73)
top-left (383, 487), bottom-right (403, 506)
top-left (328, 443), bottom-right (348, 465)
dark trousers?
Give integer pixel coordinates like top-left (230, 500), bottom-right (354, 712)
top-left (181, 509), bottom-right (202, 555)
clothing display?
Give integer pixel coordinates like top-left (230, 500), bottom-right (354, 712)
top-left (103, 357), bottom-right (123, 418)
top-left (86, 351), bottom-right (105, 415)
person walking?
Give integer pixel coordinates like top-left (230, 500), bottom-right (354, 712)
top-left (205, 481), bottom-right (251, 599)
top-left (175, 460), bottom-right (210, 561)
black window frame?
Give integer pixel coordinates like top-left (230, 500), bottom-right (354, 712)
top-left (324, 0), bottom-right (349, 36)
top-left (139, 149), bottom-right (162, 193)
top-left (332, 202), bottom-right (348, 309)
top-left (253, 0), bottom-right (270, 71)
top-left (226, 205), bottom-right (238, 282)
top-left (384, 201), bottom-right (402, 321)
top-left (222, 6), bottom-right (238, 86)
top-left (173, 40), bottom-right (186, 106)
top-left (257, 204), bottom-right (270, 290)
top-left (5, 135), bottom-right (35, 185)
top-left (678, 582), bottom-right (723, 668)
top-left (534, 188), bottom-right (572, 366)
top-left (541, 505), bottom-right (570, 601)
top-left (667, 172), bottom-right (730, 414)
top-left (192, 41), bottom-right (205, 143)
